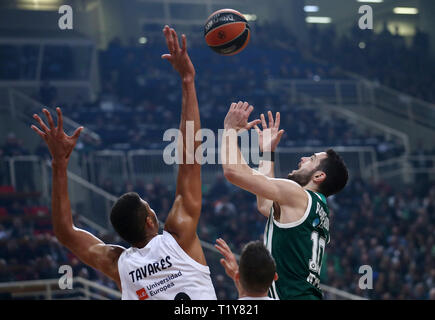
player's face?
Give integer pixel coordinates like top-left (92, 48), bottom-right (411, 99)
top-left (141, 199), bottom-right (159, 231)
top-left (287, 152), bottom-right (327, 186)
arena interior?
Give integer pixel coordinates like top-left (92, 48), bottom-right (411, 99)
top-left (0, 0), bottom-right (434, 300)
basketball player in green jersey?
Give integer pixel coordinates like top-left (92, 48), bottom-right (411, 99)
top-left (221, 102), bottom-right (348, 300)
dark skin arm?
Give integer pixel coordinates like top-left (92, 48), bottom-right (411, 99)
top-left (31, 108), bottom-right (124, 290)
top-left (161, 26), bottom-right (206, 265)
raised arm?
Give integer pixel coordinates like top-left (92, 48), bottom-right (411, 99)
top-left (31, 108), bottom-right (124, 288)
top-left (221, 102), bottom-right (307, 210)
top-left (215, 238), bottom-right (243, 297)
top-left (160, 27), bottom-right (202, 248)
top-left (254, 111), bottom-right (284, 217)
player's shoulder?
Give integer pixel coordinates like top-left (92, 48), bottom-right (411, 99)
top-left (278, 181), bottom-right (309, 208)
top-left (108, 244), bottom-right (127, 262)
top-left (306, 190), bottom-right (328, 209)
top-left (277, 178), bottom-right (308, 198)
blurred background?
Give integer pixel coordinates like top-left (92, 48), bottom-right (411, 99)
top-left (0, 0), bottom-right (434, 300)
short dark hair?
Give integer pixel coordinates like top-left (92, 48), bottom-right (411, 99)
top-left (239, 241), bottom-right (276, 295)
top-left (317, 149), bottom-right (348, 197)
top-left (110, 192), bottom-right (148, 245)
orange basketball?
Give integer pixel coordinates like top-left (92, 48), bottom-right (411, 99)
top-left (204, 9), bottom-right (250, 56)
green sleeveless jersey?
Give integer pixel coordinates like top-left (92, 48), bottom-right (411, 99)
top-left (264, 189), bottom-right (330, 300)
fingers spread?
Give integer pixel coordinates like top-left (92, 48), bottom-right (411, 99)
top-left (171, 28), bottom-right (180, 52)
top-left (247, 119), bottom-right (261, 129)
top-left (260, 113), bottom-right (267, 129)
top-left (164, 26), bottom-right (175, 53)
top-left (31, 125), bottom-right (46, 140)
top-left (71, 126), bottom-right (84, 140)
top-left (246, 105), bottom-right (254, 115)
top-left (33, 114), bottom-right (50, 133)
top-left (43, 108), bottom-right (55, 129)
top-left (56, 107), bottom-right (63, 131)
top-left (218, 238), bottom-right (230, 251)
top-left (220, 258), bottom-right (228, 268)
top-left (275, 111), bottom-right (280, 128)
top-left (268, 110), bottom-right (274, 128)
top-left (181, 34), bottom-right (187, 53)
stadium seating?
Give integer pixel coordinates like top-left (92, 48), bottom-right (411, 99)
top-left (1, 23), bottom-right (434, 300)
top-left (0, 172), bottom-right (433, 299)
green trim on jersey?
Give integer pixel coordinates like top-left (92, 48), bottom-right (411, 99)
top-left (264, 190), bottom-right (330, 300)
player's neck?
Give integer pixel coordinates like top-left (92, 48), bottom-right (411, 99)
top-left (239, 289), bottom-right (269, 299)
top-left (133, 232), bottom-right (158, 249)
top-left (303, 181), bottom-right (319, 194)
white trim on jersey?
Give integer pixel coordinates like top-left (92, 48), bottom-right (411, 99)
top-left (270, 278), bottom-right (279, 300)
top-left (271, 190), bottom-right (312, 229)
top-left (314, 192), bottom-right (322, 201)
top-left (264, 211), bottom-right (280, 300)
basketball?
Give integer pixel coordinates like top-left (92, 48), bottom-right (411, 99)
top-left (204, 9), bottom-right (251, 55)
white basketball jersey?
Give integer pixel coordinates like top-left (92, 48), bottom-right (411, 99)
top-left (118, 231), bottom-right (217, 300)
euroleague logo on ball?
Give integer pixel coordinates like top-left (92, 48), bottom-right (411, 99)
top-left (204, 9), bottom-right (251, 56)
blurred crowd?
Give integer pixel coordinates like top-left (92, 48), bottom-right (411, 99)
top-left (0, 44), bottom-right (87, 81)
top-left (2, 23), bottom-right (424, 164)
top-left (31, 27), bottom-right (405, 162)
top-left (1, 21), bottom-right (434, 300)
top-left (308, 23), bottom-right (435, 103)
top-left (0, 171), bottom-right (434, 299)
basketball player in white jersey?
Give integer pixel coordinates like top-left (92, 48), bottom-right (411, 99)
top-left (215, 238), bottom-right (277, 300)
top-left (31, 26), bottom-right (217, 300)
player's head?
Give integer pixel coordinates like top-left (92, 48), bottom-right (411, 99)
top-left (287, 148), bottom-right (348, 197)
top-left (110, 192), bottom-right (159, 246)
top-left (237, 241), bottom-right (278, 296)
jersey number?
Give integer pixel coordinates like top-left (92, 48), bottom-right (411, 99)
top-left (309, 231), bottom-right (326, 274)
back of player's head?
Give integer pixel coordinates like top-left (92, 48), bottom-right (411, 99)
top-left (317, 148), bottom-right (348, 197)
top-left (110, 192), bottom-right (148, 245)
top-left (239, 241), bottom-right (276, 295)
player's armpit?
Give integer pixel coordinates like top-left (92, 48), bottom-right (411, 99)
top-left (257, 198), bottom-right (273, 217)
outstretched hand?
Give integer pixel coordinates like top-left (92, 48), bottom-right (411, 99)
top-left (224, 101), bottom-right (261, 132)
top-left (215, 238), bottom-right (239, 281)
top-left (31, 107), bottom-right (83, 164)
top-left (254, 111), bottom-right (285, 152)
top-left (162, 25), bottom-right (195, 82)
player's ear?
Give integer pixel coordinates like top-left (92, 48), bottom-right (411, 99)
top-left (273, 272), bottom-right (278, 281)
top-left (313, 171), bottom-right (326, 184)
top-left (146, 213), bottom-right (155, 228)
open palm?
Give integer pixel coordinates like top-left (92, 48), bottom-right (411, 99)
top-left (161, 25), bottom-right (195, 82)
top-left (254, 111), bottom-right (285, 152)
top-left (31, 108), bottom-right (83, 162)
